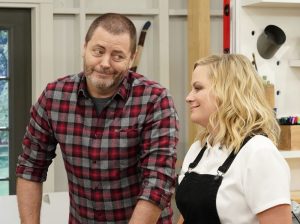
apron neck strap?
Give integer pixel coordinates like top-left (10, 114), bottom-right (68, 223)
top-left (218, 135), bottom-right (254, 174)
top-left (189, 143), bottom-right (207, 170)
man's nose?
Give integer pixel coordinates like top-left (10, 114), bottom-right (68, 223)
top-left (100, 54), bottom-right (110, 68)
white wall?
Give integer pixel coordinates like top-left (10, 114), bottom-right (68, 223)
top-left (234, 0), bottom-right (300, 117)
top-left (51, 0), bottom-right (224, 193)
top-left (0, 0), bottom-right (223, 222)
top-left (51, 1), bottom-right (223, 221)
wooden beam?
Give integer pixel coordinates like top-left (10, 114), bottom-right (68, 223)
top-left (187, 0), bottom-right (210, 145)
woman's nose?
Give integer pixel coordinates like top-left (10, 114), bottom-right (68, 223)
top-left (186, 92), bottom-right (193, 103)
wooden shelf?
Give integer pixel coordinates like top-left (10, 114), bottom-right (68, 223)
top-left (84, 8), bottom-right (159, 16)
top-left (53, 8), bottom-right (80, 15)
top-left (168, 9), bottom-right (222, 17)
top-left (289, 59), bottom-right (300, 67)
top-left (242, 0), bottom-right (300, 8)
top-left (280, 150), bottom-right (300, 159)
top-left (169, 9), bottom-right (187, 16)
top-left (53, 8), bottom-right (160, 16)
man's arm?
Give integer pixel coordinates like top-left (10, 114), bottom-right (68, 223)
top-left (177, 215), bottom-right (184, 224)
top-left (129, 200), bottom-right (161, 224)
top-left (16, 178), bottom-right (43, 224)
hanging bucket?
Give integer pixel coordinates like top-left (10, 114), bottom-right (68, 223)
top-left (257, 25), bottom-right (286, 59)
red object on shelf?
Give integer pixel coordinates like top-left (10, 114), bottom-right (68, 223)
top-left (223, 0), bottom-right (230, 54)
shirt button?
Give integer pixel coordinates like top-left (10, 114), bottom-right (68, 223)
top-left (92, 183), bottom-right (99, 190)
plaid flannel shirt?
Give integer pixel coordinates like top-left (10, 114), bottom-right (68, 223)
top-left (16, 72), bottom-right (179, 223)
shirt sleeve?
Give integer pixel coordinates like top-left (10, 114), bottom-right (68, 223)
top-left (16, 86), bottom-right (57, 182)
top-left (242, 136), bottom-right (291, 214)
top-left (138, 89), bottom-right (179, 210)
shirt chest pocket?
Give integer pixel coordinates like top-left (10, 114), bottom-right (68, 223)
top-left (108, 128), bottom-right (141, 169)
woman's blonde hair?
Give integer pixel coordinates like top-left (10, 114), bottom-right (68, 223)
top-left (194, 54), bottom-right (280, 153)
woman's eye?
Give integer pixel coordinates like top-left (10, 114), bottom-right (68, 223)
top-left (194, 86), bottom-right (202, 92)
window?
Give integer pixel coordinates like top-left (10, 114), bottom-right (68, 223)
top-left (0, 29), bottom-right (9, 195)
top-left (0, 8), bottom-right (31, 195)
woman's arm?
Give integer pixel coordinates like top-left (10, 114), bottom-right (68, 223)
top-left (257, 204), bottom-right (292, 224)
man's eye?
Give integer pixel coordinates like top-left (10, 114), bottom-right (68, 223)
top-left (112, 55), bottom-right (124, 61)
top-left (93, 49), bottom-right (104, 56)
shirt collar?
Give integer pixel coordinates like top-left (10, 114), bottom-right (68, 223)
top-left (77, 72), bottom-right (89, 98)
top-left (77, 71), bottom-right (132, 101)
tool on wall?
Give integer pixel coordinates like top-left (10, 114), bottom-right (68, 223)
top-left (223, 0), bottom-right (230, 54)
top-left (130, 21), bottom-right (151, 72)
top-left (252, 53), bottom-right (258, 71)
top-left (257, 25), bottom-right (286, 59)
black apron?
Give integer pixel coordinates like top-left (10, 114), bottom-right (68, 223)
top-left (175, 137), bottom-right (252, 224)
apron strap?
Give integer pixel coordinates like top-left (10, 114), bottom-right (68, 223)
top-left (188, 133), bottom-right (267, 174)
top-left (218, 134), bottom-right (265, 174)
top-left (188, 143), bottom-right (207, 170)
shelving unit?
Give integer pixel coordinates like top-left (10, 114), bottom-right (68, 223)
top-left (289, 59), bottom-right (300, 67)
top-left (53, 8), bottom-right (80, 15)
top-left (84, 9), bottom-right (159, 16)
top-left (242, 0), bottom-right (300, 7)
top-left (169, 9), bottom-right (187, 16)
top-left (280, 150), bottom-right (300, 159)
top-left (234, 0), bottom-right (300, 193)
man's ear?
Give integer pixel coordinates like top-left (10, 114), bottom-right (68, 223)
top-left (81, 43), bottom-right (87, 57)
top-left (129, 50), bottom-right (137, 68)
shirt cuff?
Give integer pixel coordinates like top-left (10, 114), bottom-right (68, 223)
top-left (138, 186), bottom-right (173, 210)
top-left (16, 165), bottom-right (47, 182)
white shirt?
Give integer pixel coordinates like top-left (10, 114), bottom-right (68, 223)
top-left (178, 135), bottom-right (291, 224)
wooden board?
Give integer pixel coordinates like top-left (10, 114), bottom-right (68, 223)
top-left (187, 0), bottom-right (210, 145)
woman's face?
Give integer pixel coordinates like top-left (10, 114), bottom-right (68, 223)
top-left (186, 65), bottom-right (218, 127)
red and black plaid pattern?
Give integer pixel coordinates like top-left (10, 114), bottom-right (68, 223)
top-left (16, 72), bottom-right (179, 223)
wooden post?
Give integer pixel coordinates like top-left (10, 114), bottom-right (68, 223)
top-left (187, 0), bottom-right (210, 145)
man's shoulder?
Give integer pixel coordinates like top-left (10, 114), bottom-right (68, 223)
top-left (46, 73), bottom-right (82, 92)
top-left (129, 72), bottom-right (167, 95)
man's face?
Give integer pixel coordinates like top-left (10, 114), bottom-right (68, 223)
top-left (83, 26), bottom-right (134, 98)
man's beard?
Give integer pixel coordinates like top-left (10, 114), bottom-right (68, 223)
top-left (84, 64), bottom-right (125, 91)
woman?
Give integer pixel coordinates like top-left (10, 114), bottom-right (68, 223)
top-left (175, 54), bottom-right (291, 224)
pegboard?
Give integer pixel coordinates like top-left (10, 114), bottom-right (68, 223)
top-left (233, 0), bottom-right (300, 117)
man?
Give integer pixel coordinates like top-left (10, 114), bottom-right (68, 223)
top-left (16, 13), bottom-right (179, 224)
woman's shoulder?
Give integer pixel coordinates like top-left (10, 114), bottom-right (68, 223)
top-left (242, 134), bottom-right (278, 155)
top-left (238, 134), bottom-right (287, 169)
